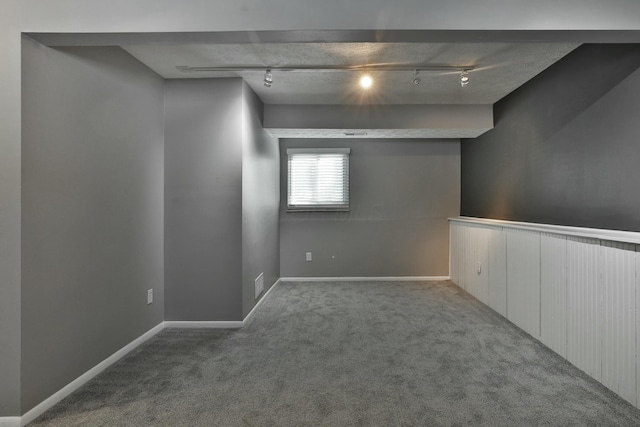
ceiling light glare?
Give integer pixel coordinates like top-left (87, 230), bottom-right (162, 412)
top-left (359, 74), bottom-right (373, 89)
top-left (412, 70), bottom-right (421, 86)
top-left (460, 70), bottom-right (470, 87)
top-left (264, 69), bottom-right (273, 88)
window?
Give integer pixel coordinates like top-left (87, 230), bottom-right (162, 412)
top-left (287, 148), bottom-right (350, 211)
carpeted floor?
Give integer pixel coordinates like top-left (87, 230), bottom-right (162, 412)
top-left (30, 280), bottom-right (640, 426)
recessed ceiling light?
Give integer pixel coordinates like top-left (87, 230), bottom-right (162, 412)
top-left (359, 75), bottom-right (373, 89)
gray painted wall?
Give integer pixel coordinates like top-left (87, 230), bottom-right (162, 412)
top-left (461, 44), bottom-right (640, 232)
top-left (241, 82), bottom-right (280, 317)
top-left (280, 139), bottom-right (460, 277)
top-left (21, 40), bottom-right (165, 413)
top-left (164, 79), bottom-right (244, 321)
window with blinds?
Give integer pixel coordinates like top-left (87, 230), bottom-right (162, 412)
top-left (287, 148), bottom-right (350, 211)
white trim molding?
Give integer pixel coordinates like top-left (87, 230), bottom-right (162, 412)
top-left (450, 216), bottom-right (640, 245)
top-left (280, 276), bottom-right (450, 282)
top-left (163, 321), bottom-right (244, 329)
top-left (15, 279), bottom-right (283, 426)
top-left (0, 418), bottom-right (20, 427)
top-left (243, 279), bottom-right (280, 325)
top-left (20, 322), bottom-right (164, 426)
top-left (164, 278), bottom-right (282, 329)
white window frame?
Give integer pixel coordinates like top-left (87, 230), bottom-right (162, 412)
top-left (286, 148), bottom-right (350, 212)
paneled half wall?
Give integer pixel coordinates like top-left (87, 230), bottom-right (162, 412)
top-left (449, 217), bottom-right (640, 407)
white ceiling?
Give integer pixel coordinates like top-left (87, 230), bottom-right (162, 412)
top-left (123, 42), bottom-right (579, 105)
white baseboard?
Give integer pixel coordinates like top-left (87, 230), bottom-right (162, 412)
top-left (165, 279), bottom-right (282, 329)
top-left (20, 322), bottom-right (164, 426)
top-left (163, 321), bottom-right (244, 329)
top-left (280, 276), bottom-right (450, 282)
top-left (0, 417), bottom-right (20, 427)
top-left (243, 279), bottom-right (280, 325)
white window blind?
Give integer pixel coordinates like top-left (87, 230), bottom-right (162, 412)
top-left (287, 148), bottom-right (350, 211)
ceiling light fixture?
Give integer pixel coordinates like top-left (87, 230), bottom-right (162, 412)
top-left (263, 69), bottom-right (273, 87)
top-left (460, 70), bottom-right (470, 87)
top-left (359, 74), bottom-right (373, 89)
top-left (177, 65), bottom-right (475, 73)
top-left (176, 65), bottom-right (476, 87)
top-left (412, 70), bottom-right (421, 86)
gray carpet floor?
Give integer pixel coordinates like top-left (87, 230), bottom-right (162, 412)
top-left (30, 280), bottom-right (640, 426)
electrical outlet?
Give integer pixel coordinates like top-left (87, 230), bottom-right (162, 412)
top-left (306, 252), bottom-right (312, 261)
top-left (476, 262), bottom-right (482, 275)
top-left (255, 273), bottom-right (264, 299)
top-left (147, 289), bottom-right (153, 304)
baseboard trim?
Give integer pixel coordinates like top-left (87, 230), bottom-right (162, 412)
top-left (243, 279), bottom-right (280, 325)
top-left (18, 280), bottom-right (283, 424)
top-left (20, 322), bottom-right (164, 426)
top-left (280, 276), bottom-right (450, 282)
top-left (163, 321), bottom-right (244, 329)
top-left (165, 279), bottom-right (282, 330)
top-left (0, 417), bottom-right (20, 427)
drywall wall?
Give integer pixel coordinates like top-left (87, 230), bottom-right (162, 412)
top-left (263, 104), bottom-right (493, 138)
top-left (241, 82), bottom-right (280, 317)
top-left (21, 39), bottom-right (165, 412)
top-left (164, 79), bottom-right (244, 321)
top-left (280, 138), bottom-right (460, 277)
top-left (461, 44), bottom-right (640, 232)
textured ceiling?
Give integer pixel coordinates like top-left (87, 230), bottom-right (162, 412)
top-left (123, 42), bottom-right (579, 105)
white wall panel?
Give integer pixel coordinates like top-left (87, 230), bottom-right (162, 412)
top-left (600, 241), bottom-right (636, 405)
top-left (540, 233), bottom-right (567, 358)
top-left (450, 218), bottom-right (640, 411)
top-left (464, 225), bottom-right (489, 304)
top-left (487, 226), bottom-right (507, 317)
top-left (457, 222), bottom-right (468, 291)
top-left (450, 221), bottom-right (460, 286)
top-left (636, 245), bottom-right (640, 408)
top-left (566, 236), bottom-right (601, 381)
top-left (506, 228), bottom-right (541, 338)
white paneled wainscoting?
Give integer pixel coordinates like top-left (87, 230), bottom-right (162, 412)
top-left (449, 217), bottom-right (640, 407)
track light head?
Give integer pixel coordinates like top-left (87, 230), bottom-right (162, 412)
top-left (263, 69), bottom-right (273, 88)
top-left (412, 70), bottom-right (421, 86)
top-left (460, 70), bottom-right (470, 87)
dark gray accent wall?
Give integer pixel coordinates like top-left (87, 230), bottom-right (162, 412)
top-left (164, 79), bottom-right (244, 321)
top-left (461, 44), bottom-right (640, 232)
top-left (280, 139), bottom-right (460, 277)
top-left (21, 40), bottom-right (164, 413)
top-left (241, 82), bottom-right (280, 317)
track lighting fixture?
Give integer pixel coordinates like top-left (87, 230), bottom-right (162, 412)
top-left (263, 69), bottom-right (273, 87)
top-left (412, 70), bottom-right (421, 86)
top-left (177, 65), bottom-right (476, 88)
top-left (460, 70), bottom-right (470, 87)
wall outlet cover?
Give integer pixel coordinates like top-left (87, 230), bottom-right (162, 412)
top-left (147, 289), bottom-right (153, 304)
